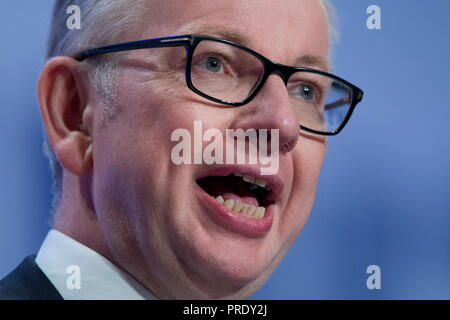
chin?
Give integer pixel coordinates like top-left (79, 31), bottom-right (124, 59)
top-left (171, 217), bottom-right (277, 297)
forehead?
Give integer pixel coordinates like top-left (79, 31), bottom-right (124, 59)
top-left (138, 0), bottom-right (329, 65)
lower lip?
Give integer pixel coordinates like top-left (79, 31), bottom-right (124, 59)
top-left (195, 184), bottom-right (274, 237)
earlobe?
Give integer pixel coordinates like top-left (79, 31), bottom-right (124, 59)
top-left (53, 132), bottom-right (93, 175)
top-left (37, 57), bottom-right (93, 176)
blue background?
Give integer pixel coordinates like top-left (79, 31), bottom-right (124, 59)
top-left (1, 1), bottom-right (449, 299)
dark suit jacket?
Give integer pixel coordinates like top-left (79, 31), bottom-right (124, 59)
top-left (0, 255), bottom-right (63, 300)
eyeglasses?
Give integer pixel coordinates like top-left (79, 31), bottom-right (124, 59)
top-left (75, 34), bottom-right (363, 135)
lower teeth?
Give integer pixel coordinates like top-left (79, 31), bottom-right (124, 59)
top-left (215, 196), bottom-right (266, 219)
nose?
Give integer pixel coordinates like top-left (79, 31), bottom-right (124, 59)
top-left (229, 74), bottom-right (300, 153)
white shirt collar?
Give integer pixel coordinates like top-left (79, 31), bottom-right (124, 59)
top-left (35, 229), bottom-right (157, 300)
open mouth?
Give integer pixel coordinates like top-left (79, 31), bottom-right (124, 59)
top-left (196, 173), bottom-right (275, 219)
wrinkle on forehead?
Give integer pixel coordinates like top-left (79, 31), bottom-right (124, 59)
top-left (139, 0), bottom-right (330, 67)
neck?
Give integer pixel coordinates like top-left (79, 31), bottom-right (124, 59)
top-left (52, 169), bottom-right (112, 265)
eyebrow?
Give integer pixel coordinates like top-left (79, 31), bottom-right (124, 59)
top-left (185, 26), bottom-right (330, 72)
top-left (295, 54), bottom-right (331, 73)
top-left (188, 26), bottom-right (251, 47)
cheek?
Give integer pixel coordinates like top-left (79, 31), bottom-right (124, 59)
top-left (89, 88), bottom-right (201, 279)
top-left (90, 74), bottom-right (195, 231)
top-left (279, 136), bottom-right (327, 238)
top-left (90, 71), bottom-right (230, 246)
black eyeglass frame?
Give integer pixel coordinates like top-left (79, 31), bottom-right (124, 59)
top-left (75, 34), bottom-right (364, 136)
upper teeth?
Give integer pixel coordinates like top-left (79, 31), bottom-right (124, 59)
top-left (233, 173), bottom-right (270, 190)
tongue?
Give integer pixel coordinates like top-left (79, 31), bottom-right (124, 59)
top-left (199, 175), bottom-right (259, 207)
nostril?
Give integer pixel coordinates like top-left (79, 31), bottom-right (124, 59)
top-left (280, 130), bottom-right (299, 153)
top-left (281, 141), bottom-right (293, 153)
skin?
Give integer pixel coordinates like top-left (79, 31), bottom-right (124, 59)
top-left (38, 0), bottom-right (329, 299)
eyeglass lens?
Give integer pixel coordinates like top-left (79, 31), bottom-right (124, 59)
top-left (190, 39), bottom-right (353, 133)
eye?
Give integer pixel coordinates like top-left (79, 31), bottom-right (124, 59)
top-left (296, 84), bottom-right (315, 101)
top-left (198, 56), bottom-right (224, 73)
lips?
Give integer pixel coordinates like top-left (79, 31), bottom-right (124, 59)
top-left (195, 165), bottom-right (284, 237)
top-left (196, 165), bottom-right (283, 200)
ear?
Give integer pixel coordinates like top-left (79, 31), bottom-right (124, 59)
top-left (37, 57), bottom-right (94, 176)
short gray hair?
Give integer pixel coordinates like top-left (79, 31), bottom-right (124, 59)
top-left (322, 0), bottom-right (338, 46)
top-left (43, 0), bottom-right (148, 216)
top-left (43, 0), bottom-right (337, 217)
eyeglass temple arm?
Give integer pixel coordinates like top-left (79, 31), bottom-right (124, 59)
top-left (324, 94), bottom-right (351, 110)
top-left (324, 89), bottom-right (363, 110)
top-left (74, 35), bottom-right (190, 61)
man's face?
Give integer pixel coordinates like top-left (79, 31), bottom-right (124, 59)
top-left (90, 0), bottom-right (329, 298)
